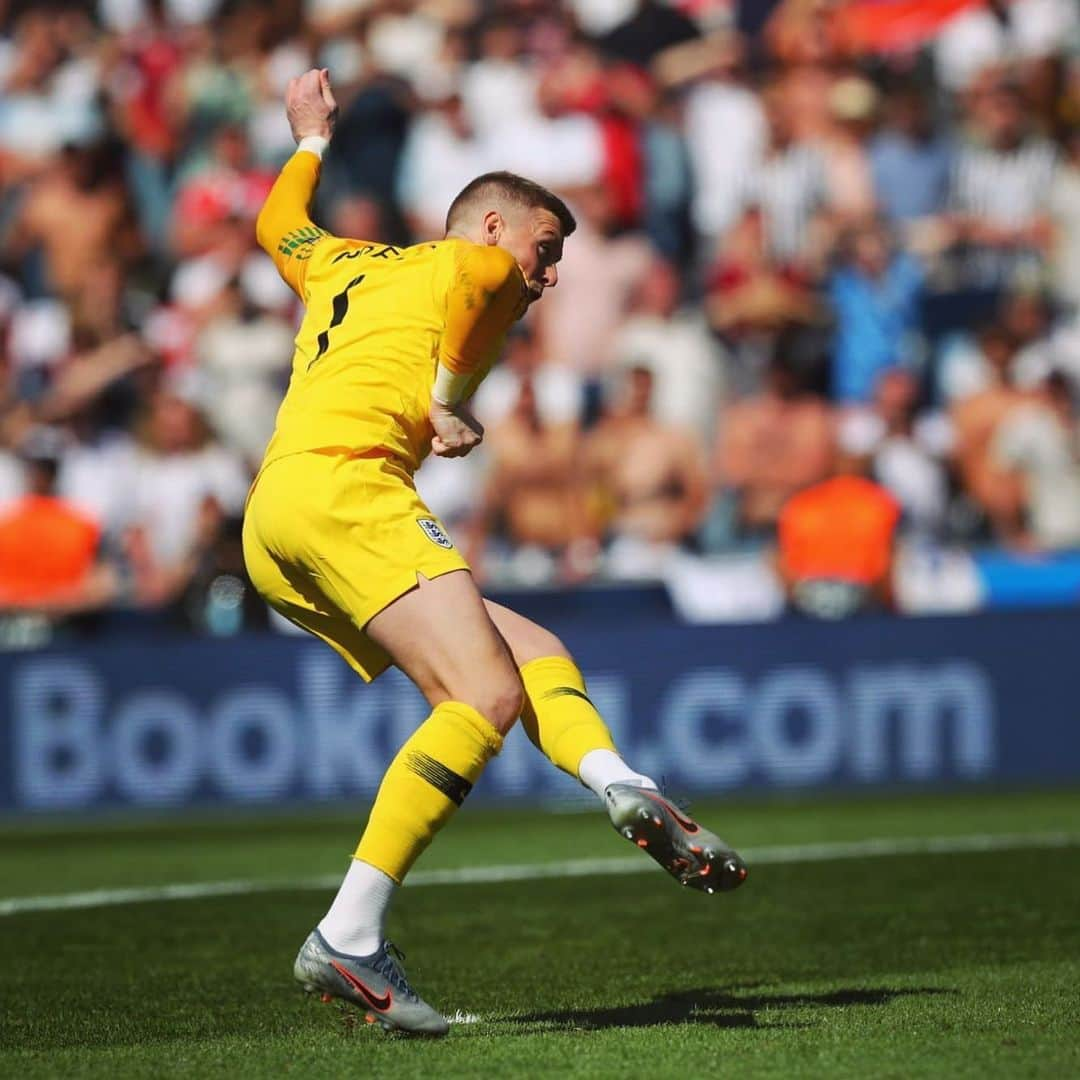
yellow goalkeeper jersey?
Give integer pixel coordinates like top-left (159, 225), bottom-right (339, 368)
top-left (254, 150), bottom-right (529, 473)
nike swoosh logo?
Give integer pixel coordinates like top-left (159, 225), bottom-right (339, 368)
top-left (330, 960), bottom-right (393, 1011)
top-left (643, 791), bottom-right (699, 834)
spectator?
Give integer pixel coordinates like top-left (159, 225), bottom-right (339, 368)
top-left (1049, 125), bottom-right (1080, 315)
top-left (948, 77), bottom-right (1058, 286)
top-left (950, 324), bottom-right (1034, 537)
top-left (992, 371), bottom-right (1080, 550)
top-left (584, 364), bottom-right (707, 578)
top-left (468, 372), bottom-right (588, 585)
top-left (397, 89), bottom-right (490, 241)
top-left (869, 84), bottom-right (952, 232)
top-left (108, 0), bottom-right (188, 251)
top-left (533, 182), bottom-right (654, 382)
top-left (741, 80), bottom-right (829, 274)
top-left (776, 442), bottom-right (901, 618)
top-left (678, 30), bottom-right (766, 250)
top-left (124, 380), bottom-right (249, 607)
top-left (713, 339), bottom-right (834, 541)
top-left (194, 278), bottom-right (294, 467)
top-left (460, 14), bottom-right (537, 140)
top-left (612, 257), bottom-right (727, 445)
top-left (820, 73), bottom-right (877, 224)
top-left (1002, 290), bottom-right (1056, 390)
top-left (39, 331), bottom-right (153, 541)
top-left (0, 426), bottom-right (118, 614)
top-left (839, 369), bottom-right (952, 539)
top-left (598, 0), bottom-right (700, 69)
top-left (320, 75), bottom-right (413, 228)
top-left (705, 207), bottom-right (823, 398)
top-left (828, 218), bottom-right (925, 404)
top-left (0, 9), bottom-right (104, 167)
top-left (420, 326), bottom-right (581, 546)
top-left (933, 0), bottom-right (1079, 94)
top-left (170, 124), bottom-right (274, 258)
top-left (9, 139), bottom-right (136, 305)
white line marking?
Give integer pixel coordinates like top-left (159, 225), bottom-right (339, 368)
top-left (0, 831), bottom-right (1074, 918)
top-left (447, 1010), bottom-right (481, 1025)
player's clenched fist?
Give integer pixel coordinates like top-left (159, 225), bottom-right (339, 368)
top-left (430, 399), bottom-right (484, 458)
top-left (286, 68), bottom-right (338, 144)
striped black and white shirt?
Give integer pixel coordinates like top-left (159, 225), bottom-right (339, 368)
top-left (750, 143), bottom-right (828, 264)
top-left (949, 138), bottom-right (1059, 228)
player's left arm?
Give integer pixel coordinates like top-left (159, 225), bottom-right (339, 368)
top-left (429, 244), bottom-right (528, 458)
top-left (255, 68), bottom-right (338, 298)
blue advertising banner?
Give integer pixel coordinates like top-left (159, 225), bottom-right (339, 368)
top-left (2, 608), bottom-right (1079, 814)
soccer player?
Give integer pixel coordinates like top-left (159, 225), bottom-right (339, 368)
top-left (243, 69), bottom-right (747, 1037)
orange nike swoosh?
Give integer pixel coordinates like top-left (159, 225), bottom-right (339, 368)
top-left (642, 791), bottom-right (700, 834)
top-left (330, 960), bottom-right (393, 1011)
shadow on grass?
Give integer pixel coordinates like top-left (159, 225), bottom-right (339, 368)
top-left (497, 985), bottom-right (955, 1033)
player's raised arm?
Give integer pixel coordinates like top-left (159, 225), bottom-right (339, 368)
top-left (255, 68), bottom-right (338, 298)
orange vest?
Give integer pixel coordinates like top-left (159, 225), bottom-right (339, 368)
top-left (0, 495), bottom-right (100, 605)
top-left (779, 476), bottom-right (899, 585)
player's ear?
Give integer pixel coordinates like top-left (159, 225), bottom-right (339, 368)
top-left (480, 209), bottom-right (503, 246)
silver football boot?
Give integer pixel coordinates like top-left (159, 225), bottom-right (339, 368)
top-left (605, 783), bottom-right (748, 894)
top-left (294, 930), bottom-right (450, 1037)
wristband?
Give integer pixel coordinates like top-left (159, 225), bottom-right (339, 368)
top-left (432, 362), bottom-right (472, 406)
top-left (297, 135), bottom-right (330, 159)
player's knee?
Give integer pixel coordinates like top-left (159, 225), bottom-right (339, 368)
top-left (472, 674), bottom-right (523, 736)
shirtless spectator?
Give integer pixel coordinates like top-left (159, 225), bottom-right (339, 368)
top-left (714, 342), bottom-right (834, 540)
top-left (9, 139), bottom-right (138, 305)
top-left (585, 365), bottom-right (708, 578)
top-left (950, 325), bottom-right (1034, 538)
top-left (468, 372), bottom-right (588, 585)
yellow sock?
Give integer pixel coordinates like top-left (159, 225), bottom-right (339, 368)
top-left (355, 701), bottom-right (502, 883)
top-left (519, 655), bottom-right (617, 778)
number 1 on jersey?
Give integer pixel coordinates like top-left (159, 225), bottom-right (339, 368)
top-left (308, 274), bottom-right (366, 371)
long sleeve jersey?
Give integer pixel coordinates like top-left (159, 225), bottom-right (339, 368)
top-left (254, 149), bottom-right (529, 472)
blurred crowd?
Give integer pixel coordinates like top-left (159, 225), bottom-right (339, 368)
top-left (1, 0), bottom-right (1079, 637)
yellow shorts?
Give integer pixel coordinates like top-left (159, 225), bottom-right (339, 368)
top-left (242, 449), bottom-right (469, 681)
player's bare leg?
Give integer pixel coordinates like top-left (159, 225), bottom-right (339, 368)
top-left (485, 600), bottom-right (748, 894)
top-left (302, 571), bottom-right (522, 1035)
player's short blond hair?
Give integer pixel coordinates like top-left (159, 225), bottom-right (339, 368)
top-left (445, 171), bottom-right (577, 237)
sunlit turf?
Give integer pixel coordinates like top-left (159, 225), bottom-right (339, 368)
top-left (1, 789), bottom-right (1078, 1078)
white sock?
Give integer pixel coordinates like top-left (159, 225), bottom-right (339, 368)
top-left (317, 858), bottom-right (396, 957)
top-left (577, 749), bottom-right (659, 800)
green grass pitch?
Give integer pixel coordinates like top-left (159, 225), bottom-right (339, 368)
top-left (1, 789), bottom-right (1078, 1078)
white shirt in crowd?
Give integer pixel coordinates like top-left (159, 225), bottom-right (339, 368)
top-left (59, 436), bottom-right (140, 540)
top-left (993, 403), bottom-right (1080, 549)
top-left (196, 312), bottom-right (295, 464)
top-left (684, 79), bottom-right (766, 243)
top-left (128, 444), bottom-right (249, 565)
top-left (396, 111), bottom-right (493, 239)
top-left (612, 310), bottom-right (726, 446)
top-left (840, 409), bottom-right (952, 537)
top-left (934, 0), bottom-right (1080, 91)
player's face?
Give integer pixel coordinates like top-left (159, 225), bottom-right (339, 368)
top-left (497, 208), bottom-right (564, 304)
